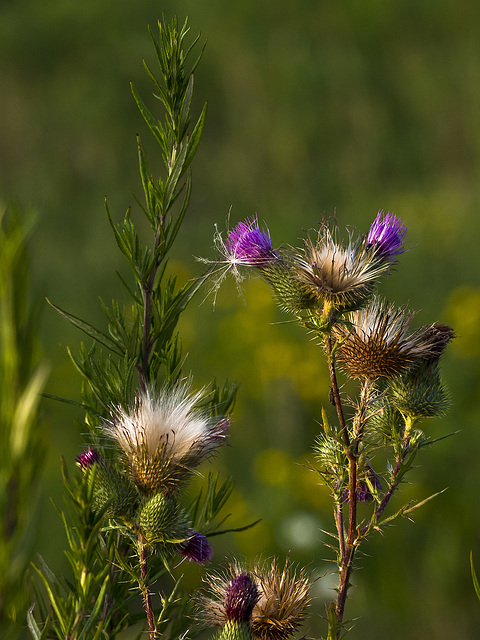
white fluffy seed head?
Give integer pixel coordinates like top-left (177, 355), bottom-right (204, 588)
top-left (105, 382), bottom-right (229, 494)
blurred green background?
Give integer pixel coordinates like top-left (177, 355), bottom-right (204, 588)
top-left (2, 0), bottom-right (480, 638)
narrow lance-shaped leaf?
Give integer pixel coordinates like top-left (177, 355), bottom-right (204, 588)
top-left (130, 83), bottom-right (164, 148)
top-left (181, 101), bottom-right (207, 176)
top-left (46, 300), bottom-right (123, 356)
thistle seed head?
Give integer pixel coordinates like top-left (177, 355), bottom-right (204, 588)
top-left (251, 558), bottom-right (312, 640)
top-left (293, 226), bottom-right (388, 313)
top-left (105, 382), bottom-right (229, 494)
top-left (334, 298), bottom-right (435, 379)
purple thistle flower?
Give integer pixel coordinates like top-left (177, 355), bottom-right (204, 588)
top-left (225, 572), bottom-right (259, 622)
top-left (223, 216), bottom-right (274, 268)
top-left (76, 446), bottom-right (100, 470)
top-left (340, 465), bottom-right (382, 503)
top-left (341, 483), bottom-right (374, 503)
top-left (367, 210), bottom-right (407, 259)
top-left (179, 529), bottom-right (213, 565)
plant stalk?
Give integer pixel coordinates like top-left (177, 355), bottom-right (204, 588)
top-left (139, 534), bottom-right (156, 639)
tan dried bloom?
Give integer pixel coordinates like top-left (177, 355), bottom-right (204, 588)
top-left (334, 298), bottom-right (435, 379)
top-left (105, 382), bottom-right (229, 494)
top-left (251, 558), bottom-right (312, 640)
top-left (293, 226), bottom-right (388, 313)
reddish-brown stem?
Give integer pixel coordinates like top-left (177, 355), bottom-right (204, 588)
top-left (325, 334), bottom-right (349, 446)
top-left (324, 333), bottom-right (358, 636)
top-left (334, 498), bottom-right (345, 562)
top-left (139, 534), bottom-right (156, 640)
top-left (334, 457), bottom-right (358, 634)
top-left (360, 431), bottom-right (415, 537)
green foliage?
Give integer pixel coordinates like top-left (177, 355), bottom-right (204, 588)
top-left (29, 15), bottom-right (237, 640)
top-left (48, 15), bottom-right (216, 426)
top-left (29, 460), bottom-right (132, 639)
top-left (0, 203), bottom-right (48, 639)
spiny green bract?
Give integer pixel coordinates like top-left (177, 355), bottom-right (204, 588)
top-left (390, 360), bottom-right (450, 421)
top-left (216, 620), bottom-right (255, 640)
top-left (138, 491), bottom-right (188, 549)
top-left (263, 262), bottom-right (319, 314)
top-left (91, 462), bottom-right (140, 519)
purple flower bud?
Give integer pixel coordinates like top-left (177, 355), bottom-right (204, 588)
top-left (367, 210), bottom-right (407, 259)
top-left (76, 446), bottom-right (100, 470)
top-left (225, 572), bottom-right (259, 622)
top-left (179, 529), bottom-right (213, 565)
top-left (224, 216), bottom-right (274, 267)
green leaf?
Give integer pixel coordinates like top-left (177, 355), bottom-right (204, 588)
top-left (10, 363), bottom-right (49, 460)
top-left (32, 557), bottom-right (69, 635)
top-left (164, 140), bottom-right (189, 214)
top-left (26, 605), bottom-right (50, 640)
top-left (131, 83), bottom-right (164, 148)
top-left (470, 551), bottom-right (480, 602)
top-left (47, 299), bottom-right (123, 356)
top-left (183, 101), bottom-right (207, 174)
top-left (207, 518), bottom-right (262, 538)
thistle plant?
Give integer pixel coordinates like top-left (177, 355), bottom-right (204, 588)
top-left (28, 17), bottom-right (240, 640)
top-left (204, 211), bottom-right (453, 638)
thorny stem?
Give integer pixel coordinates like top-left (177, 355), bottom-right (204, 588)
top-left (334, 497), bottom-right (345, 562)
top-left (325, 334), bottom-right (349, 445)
top-left (325, 332), bottom-right (376, 638)
top-left (324, 332), bottom-right (357, 637)
top-left (334, 448), bottom-right (357, 634)
top-left (139, 533), bottom-right (156, 639)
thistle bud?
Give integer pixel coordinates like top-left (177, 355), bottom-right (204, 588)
top-left (262, 262), bottom-right (318, 314)
top-left (76, 446), bottom-right (100, 469)
top-left (222, 217), bottom-right (276, 270)
top-left (197, 559), bottom-right (312, 640)
top-left (77, 448), bottom-right (140, 519)
top-left (218, 619), bottom-right (256, 640)
top-left (340, 465), bottom-right (383, 503)
top-left (179, 529), bottom-right (213, 565)
top-left (196, 564), bottom-right (259, 638)
top-left (137, 492), bottom-right (188, 550)
top-left (390, 360), bottom-right (450, 421)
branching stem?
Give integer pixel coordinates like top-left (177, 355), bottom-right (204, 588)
top-left (325, 332), bottom-right (378, 637)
